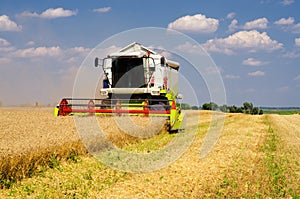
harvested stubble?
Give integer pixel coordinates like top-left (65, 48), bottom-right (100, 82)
top-left (95, 113), bottom-right (271, 198)
top-left (266, 114), bottom-right (300, 195)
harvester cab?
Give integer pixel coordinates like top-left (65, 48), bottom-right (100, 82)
top-left (54, 42), bottom-right (185, 132)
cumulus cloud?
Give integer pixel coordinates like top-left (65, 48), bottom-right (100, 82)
top-left (243, 58), bottom-right (266, 66)
top-left (295, 38), bottom-right (300, 46)
top-left (0, 38), bottom-right (10, 46)
top-left (0, 15), bottom-right (22, 31)
top-left (19, 8), bottom-right (77, 19)
top-left (243, 18), bottom-right (268, 29)
top-left (205, 66), bottom-right (222, 75)
top-left (0, 38), bottom-right (15, 52)
top-left (67, 46), bottom-right (91, 54)
top-left (294, 75), bottom-right (300, 80)
top-left (226, 12), bottom-right (236, 19)
top-left (292, 23), bottom-right (300, 33)
top-left (228, 19), bottom-right (238, 32)
top-left (167, 14), bottom-right (219, 33)
top-left (281, 0), bottom-right (294, 5)
top-left (248, 70), bottom-right (265, 76)
top-left (203, 30), bottom-right (283, 55)
top-left (282, 51), bottom-right (300, 58)
top-left (0, 57), bottom-right (11, 64)
top-left (26, 41), bottom-right (35, 46)
top-left (13, 46), bottom-right (62, 58)
top-left (93, 7), bottom-right (111, 13)
top-left (175, 42), bottom-right (207, 55)
top-left (274, 17), bottom-right (300, 33)
top-left (274, 17), bottom-right (294, 25)
top-left (10, 46), bottom-right (92, 61)
top-left (63, 47), bottom-right (91, 64)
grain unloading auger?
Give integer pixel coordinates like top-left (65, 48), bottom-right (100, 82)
top-left (54, 42), bottom-right (185, 132)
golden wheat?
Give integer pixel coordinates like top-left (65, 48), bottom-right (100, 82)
top-left (0, 108), bottom-right (167, 185)
top-left (0, 108), bottom-right (87, 185)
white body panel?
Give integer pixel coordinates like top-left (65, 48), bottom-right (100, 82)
top-left (100, 42), bottom-right (179, 97)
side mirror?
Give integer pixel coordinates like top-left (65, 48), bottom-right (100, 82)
top-left (95, 57), bottom-right (99, 67)
top-left (177, 94), bottom-right (183, 100)
top-left (160, 56), bottom-right (165, 65)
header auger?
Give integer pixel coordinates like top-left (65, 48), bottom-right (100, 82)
top-left (54, 42), bottom-right (185, 132)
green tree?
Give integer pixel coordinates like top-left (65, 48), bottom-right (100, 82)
top-left (210, 102), bottom-right (218, 110)
top-left (251, 107), bottom-right (259, 115)
top-left (202, 103), bottom-right (211, 110)
top-left (228, 105), bottom-right (236, 113)
top-left (191, 106), bottom-right (199, 110)
top-left (202, 102), bottom-right (218, 110)
top-left (181, 103), bottom-right (191, 110)
top-left (219, 104), bottom-right (227, 112)
top-left (236, 107), bottom-right (244, 113)
top-left (243, 102), bottom-right (253, 114)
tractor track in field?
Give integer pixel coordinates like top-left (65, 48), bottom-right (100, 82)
top-left (91, 112), bottom-right (269, 198)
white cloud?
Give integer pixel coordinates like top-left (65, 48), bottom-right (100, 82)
top-left (203, 30), bottom-right (283, 55)
top-left (243, 58), bottom-right (266, 66)
top-left (63, 47), bottom-right (91, 63)
top-left (292, 23), bottom-right (300, 33)
top-left (18, 11), bottom-right (39, 17)
top-left (26, 41), bottom-right (35, 46)
top-left (281, 0), bottom-right (294, 5)
top-left (167, 14), bottom-right (219, 33)
top-left (274, 17), bottom-right (300, 33)
top-left (228, 19), bottom-right (238, 32)
top-left (0, 57), bottom-right (11, 64)
top-left (67, 46), bottom-right (91, 54)
top-left (205, 66), bottom-right (222, 75)
top-left (14, 46), bottom-right (62, 58)
top-left (243, 18), bottom-right (268, 30)
top-left (11, 46), bottom-right (92, 62)
top-left (295, 38), bottom-right (300, 46)
top-left (225, 74), bottom-right (240, 79)
top-left (248, 70), bottom-right (265, 76)
top-left (93, 7), bottom-right (111, 13)
top-left (0, 38), bottom-right (15, 52)
top-left (274, 17), bottom-right (294, 25)
top-left (175, 42), bottom-right (206, 55)
top-left (39, 8), bottom-right (77, 18)
top-left (19, 8), bottom-right (77, 19)
top-left (226, 12), bottom-right (236, 19)
top-left (294, 75), bottom-right (300, 80)
top-left (160, 51), bottom-right (172, 59)
top-left (0, 15), bottom-right (22, 31)
top-left (282, 51), bottom-right (300, 58)
top-left (0, 38), bottom-right (10, 46)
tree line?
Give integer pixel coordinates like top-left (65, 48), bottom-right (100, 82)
top-left (180, 102), bottom-right (263, 115)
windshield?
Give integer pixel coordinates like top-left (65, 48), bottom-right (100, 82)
top-left (112, 58), bottom-right (145, 88)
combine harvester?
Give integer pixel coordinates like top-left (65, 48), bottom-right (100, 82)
top-left (54, 42), bottom-right (185, 132)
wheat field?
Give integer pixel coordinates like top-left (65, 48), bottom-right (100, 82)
top-left (0, 108), bottom-right (299, 198)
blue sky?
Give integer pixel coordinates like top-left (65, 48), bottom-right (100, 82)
top-left (0, 0), bottom-right (300, 107)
